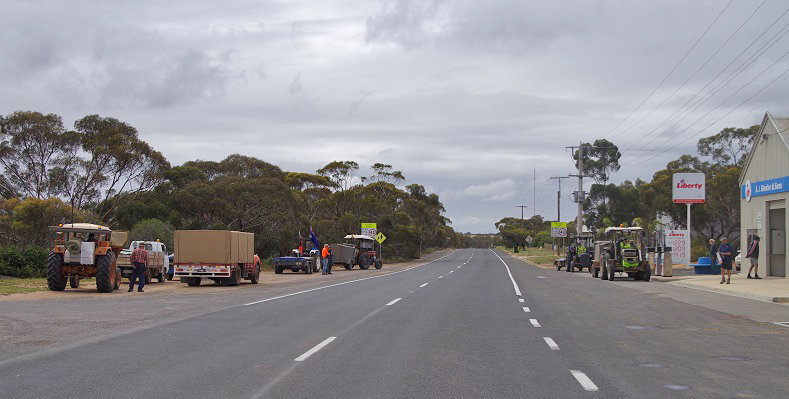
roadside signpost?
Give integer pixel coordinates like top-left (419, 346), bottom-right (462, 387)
top-left (672, 173), bottom-right (705, 267)
top-left (361, 223), bottom-right (377, 238)
top-left (551, 222), bottom-right (568, 238)
top-left (375, 231), bottom-right (386, 261)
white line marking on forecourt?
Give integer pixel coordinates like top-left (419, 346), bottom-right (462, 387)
top-left (386, 298), bottom-right (401, 306)
top-left (491, 249), bottom-right (522, 296)
top-left (529, 319), bottom-right (541, 327)
top-left (543, 337), bottom-right (559, 350)
top-left (570, 370), bottom-right (599, 392)
top-left (419, 283), bottom-right (428, 288)
top-left (518, 298), bottom-right (525, 303)
top-left (295, 337), bottom-right (336, 361)
top-left (244, 250), bottom-right (459, 306)
top-left (522, 307), bottom-right (530, 313)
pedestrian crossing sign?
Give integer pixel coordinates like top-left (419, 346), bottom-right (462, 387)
top-left (376, 232), bottom-right (387, 244)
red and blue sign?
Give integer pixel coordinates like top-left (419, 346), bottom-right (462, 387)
top-left (742, 176), bottom-right (789, 201)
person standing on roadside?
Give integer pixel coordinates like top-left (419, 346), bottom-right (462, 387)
top-left (326, 245), bottom-right (333, 275)
top-left (321, 244), bottom-right (330, 275)
top-left (129, 243), bottom-right (148, 292)
top-left (746, 235), bottom-right (761, 279)
top-left (718, 237), bottom-right (733, 284)
top-left (709, 238), bottom-right (719, 273)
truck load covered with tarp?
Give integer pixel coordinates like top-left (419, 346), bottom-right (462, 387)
top-left (174, 230), bottom-right (260, 286)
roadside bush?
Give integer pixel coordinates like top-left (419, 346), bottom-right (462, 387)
top-left (0, 245), bottom-right (48, 278)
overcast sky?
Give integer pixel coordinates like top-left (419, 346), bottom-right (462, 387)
top-left (3, 0), bottom-right (789, 233)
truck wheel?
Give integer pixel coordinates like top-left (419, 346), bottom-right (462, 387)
top-left (114, 268), bottom-right (121, 290)
top-left (185, 277), bottom-right (202, 286)
top-left (303, 263), bottom-right (310, 274)
top-left (375, 260), bottom-right (382, 269)
top-left (69, 276), bottom-right (79, 288)
top-left (643, 265), bottom-right (651, 282)
top-left (145, 273), bottom-right (152, 285)
top-left (556, 261), bottom-right (561, 271)
top-left (228, 269), bottom-right (241, 286)
top-left (95, 254), bottom-right (114, 293)
top-left (592, 265), bottom-right (599, 278)
top-left (312, 257), bottom-right (321, 273)
top-left (358, 254), bottom-right (371, 270)
top-left (47, 252), bottom-right (67, 291)
top-left (566, 260), bottom-right (572, 272)
top-left (250, 265), bottom-right (260, 284)
top-left (274, 264), bottom-right (283, 274)
top-left (158, 271), bottom-right (165, 283)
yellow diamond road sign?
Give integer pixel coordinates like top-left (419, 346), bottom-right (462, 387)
top-left (376, 232), bottom-right (387, 243)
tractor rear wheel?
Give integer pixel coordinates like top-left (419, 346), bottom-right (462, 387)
top-left (375, 260), bottom-right (382, 269)
top-left (95, 254), bottom-right (114, 293)
top-left (358, 253), bottom-right (371, 270)
top-left (69, 276), bottom-right (79, 288)
top-left (47, 252), bottom-right (67, 291)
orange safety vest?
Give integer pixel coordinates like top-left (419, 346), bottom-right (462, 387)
top-left (322, 247), bottom-right (329, 258)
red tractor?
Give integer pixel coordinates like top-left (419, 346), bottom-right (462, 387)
top-left (332, 235), bottom-right (383, 270)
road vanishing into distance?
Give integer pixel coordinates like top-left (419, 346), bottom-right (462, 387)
top-left (2, 248), bottom-right (788, 398)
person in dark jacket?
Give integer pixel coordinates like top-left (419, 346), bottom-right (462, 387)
top-left (718, 237), bottom-right (734, 284)
top-left (709, 238), bottom-right (719, 273)
top-left (746, 235), bottom-right (761, 279)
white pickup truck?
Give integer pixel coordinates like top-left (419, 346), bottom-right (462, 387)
top-left (117, 241), bottom-right (170, 284)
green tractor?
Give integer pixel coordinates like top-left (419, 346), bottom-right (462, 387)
top-left (598, 227), bottom-right (651, 282)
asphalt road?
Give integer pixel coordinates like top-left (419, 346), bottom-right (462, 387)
top-left (1, 248), bottom-right (788, 398)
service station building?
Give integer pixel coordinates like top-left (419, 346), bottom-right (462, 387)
top-left (739, 112), bottom-right (788, 277)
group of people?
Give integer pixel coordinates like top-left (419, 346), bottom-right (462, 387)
top-left (709, 235), bottom-right (761, 285)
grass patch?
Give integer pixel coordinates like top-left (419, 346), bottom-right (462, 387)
top-left (0, 278), bottom-right (49, 295)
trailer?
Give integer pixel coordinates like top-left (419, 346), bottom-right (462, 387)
top-left (173, 230), bottom-right (261, 286)
top-left (331, 235), bottom-right (382, 270)
top-left (273, 249), bottom-right (321, 274)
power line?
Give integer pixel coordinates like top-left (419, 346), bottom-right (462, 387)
top-left (615, 0), bottom-right (768, 149)
top-left (620, 7), bottom-right (789, 162)
top-left (626, 62), bottom-right (789, 168)
top-left (602, 0), bottom-right (733, 139)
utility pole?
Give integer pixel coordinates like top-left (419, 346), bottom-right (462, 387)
top-left (533, 168), bottom-right (536, 217)
top-left (565, 142), bottom-right (615, 237)
top-left (515, 205), bottom-right (528, 220)
top-left (550, 176), bottom-right (569, 256)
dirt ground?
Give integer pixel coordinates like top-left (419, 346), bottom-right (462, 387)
top-left (0, 250), bottom-right (452, 362)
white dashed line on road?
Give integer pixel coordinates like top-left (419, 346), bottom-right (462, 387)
top-left (570, 370), bottom-right (599, 392)
top-left (538, 276), bottom-right (547, 279)
top-left (518, 298), bottom-right (525, 303)
top-left (522, 307), bottom-right (530, 313)
top-left (386, 298), bottom-right (401, 306)
top-left (295, 337), bottom-right (336, 361)
top-left (529, 319), bottom-right (541, 327)
top-left (449, 270), bottom-right (454, 274)
top-left (457, 266), bottom-right (462, 269)
top-left (543, 337), bottom-right (559, 350)
top-left (419, 283), bottom-right (428, 288)
top-left (438, 275), bottom-right (444, 279)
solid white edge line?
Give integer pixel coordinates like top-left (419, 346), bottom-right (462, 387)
top-left (386, 298), bottom-right (401, 306)
top-left (543, 337), bottom-right (559, 350)
top-left (294, 337), bottom-right (336, 361)
top-left (518, 298), bottom-right (525, 303)
top-left (522, 307), bottom-right (530, 313)
top-left (419, 283), bottom-right (428, 288)
top-left (529, 319), bottom-right (541, 327)
top-left (244, 249), bottom-right (459, 306)
top-left (490, 249), bottom-right (522, 296)
top-left (570, 370), bottom-right (599, 392)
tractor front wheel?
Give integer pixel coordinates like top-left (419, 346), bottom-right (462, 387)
top-left (47, 252), bottom-right (67, 291)
top-left (375, 260), bottom-right (382, 269)
top-left (95, 254), bottom-right (114, 293)
top-left (69, 276), bottom-right (79, 288)
top-left (114, 268), bottom-right (121, 290)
